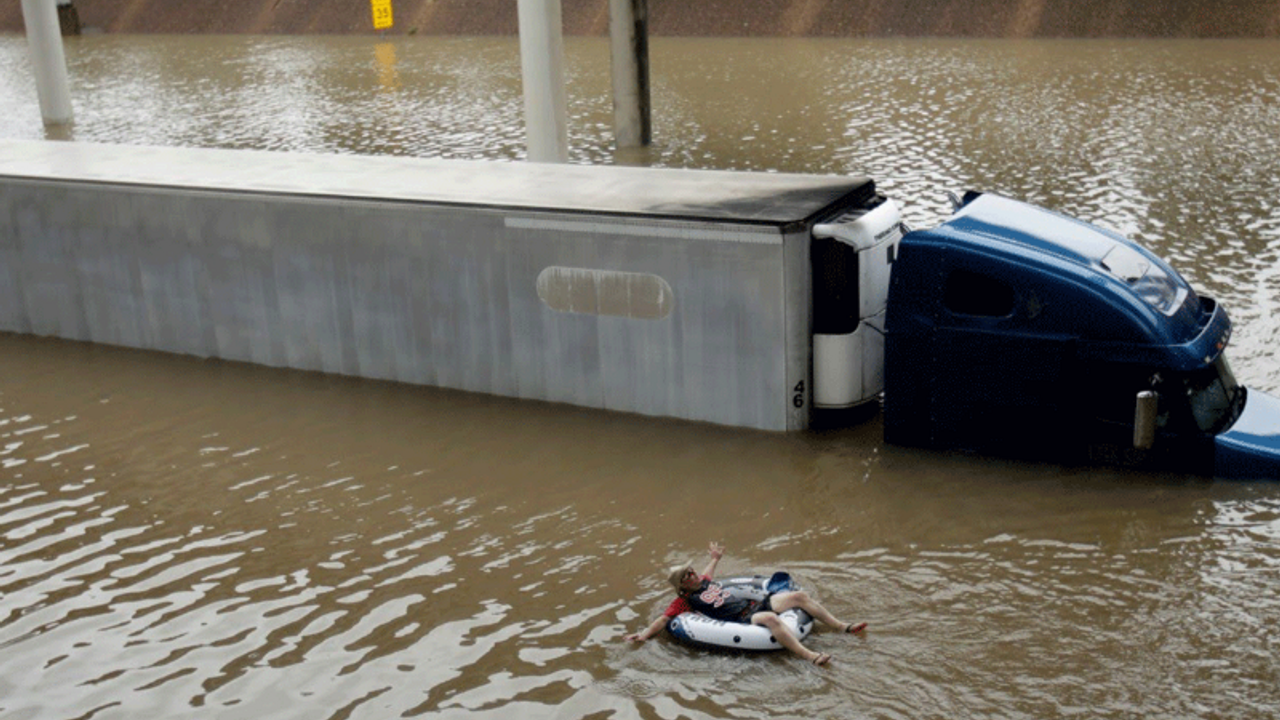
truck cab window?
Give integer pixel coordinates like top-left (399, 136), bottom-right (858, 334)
top-left (944, 269), bottom-right (1015, 317)
top-left (1100, 244), bottom-right (1186, 315)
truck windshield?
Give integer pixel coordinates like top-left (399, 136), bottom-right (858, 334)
top-left (1100, 244), bottom-right (1187, 315)
top-left (1182, 356), bottom-right (1244, 434)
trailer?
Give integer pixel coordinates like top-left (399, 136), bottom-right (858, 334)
top-left (0, 140), bottom-right (902, 431)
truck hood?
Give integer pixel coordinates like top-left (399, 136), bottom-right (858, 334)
top-left (1215, 387), bottom-right (1280, 480)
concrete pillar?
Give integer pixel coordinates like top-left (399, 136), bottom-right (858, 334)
top-left (57, 0), bottom-right (81, 36)
top-left (609, 0), bottom-right (651, 149)
top-left (21, 0), bottom-right (74, 126)
top-left (517, 0), bottom-right (569, 163)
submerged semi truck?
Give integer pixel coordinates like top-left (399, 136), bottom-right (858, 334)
top-left (0, 140), bottom-right (1276, 479)
top-left (881, 191), bottom-right (1280, 480)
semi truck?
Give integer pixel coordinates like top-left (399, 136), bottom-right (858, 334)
top-left (1, 140), bottom-right (1275, 479)
top-left (882, 191), bottom-right (1280, 480)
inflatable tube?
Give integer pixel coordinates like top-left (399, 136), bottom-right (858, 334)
top-left (666, 573), bottom-right (813, 652)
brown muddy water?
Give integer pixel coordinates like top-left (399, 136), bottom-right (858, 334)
top-left (1, 34), bottom-right (1279, 719)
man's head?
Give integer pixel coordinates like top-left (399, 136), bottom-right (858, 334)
top-left (667, 564), bottom-right (701, 594)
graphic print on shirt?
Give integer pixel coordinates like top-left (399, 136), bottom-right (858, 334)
top-left (699, 583), bottom-right (732, 608)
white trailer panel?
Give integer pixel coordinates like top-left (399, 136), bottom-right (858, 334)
top-left (0, 140), bottom-right (878, 430)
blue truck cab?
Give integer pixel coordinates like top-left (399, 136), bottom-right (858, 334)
top-left (883, 192), bottom-right (1280, 480)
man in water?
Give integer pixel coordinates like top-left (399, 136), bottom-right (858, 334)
top-left (623, 542), bottom-right (866, 666)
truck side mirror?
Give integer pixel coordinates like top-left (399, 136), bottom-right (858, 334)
top-left (1134, 391), bottom-right (1158, 449)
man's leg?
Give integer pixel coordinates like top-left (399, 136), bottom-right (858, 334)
top-left (750, 611), bottom-right (828, 664)
top-left (768, 590), bottom-right (860, 631)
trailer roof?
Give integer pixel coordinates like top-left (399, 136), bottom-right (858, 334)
top-left (0, 140), bottom-right (874, 228)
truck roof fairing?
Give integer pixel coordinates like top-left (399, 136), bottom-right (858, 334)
top-left (899, 193), bottom-right (1229, 369)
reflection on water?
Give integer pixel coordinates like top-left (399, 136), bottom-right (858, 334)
top-left (1, 34), bottom-right (1279, 719)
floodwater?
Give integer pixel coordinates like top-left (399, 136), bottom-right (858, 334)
top-left (1, 33), bottom-right (1279, 719)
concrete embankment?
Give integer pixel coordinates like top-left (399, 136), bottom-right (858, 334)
top-left (4, 0), bottom-right (1280, 38)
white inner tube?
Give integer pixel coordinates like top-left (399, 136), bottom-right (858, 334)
top-left (665, 575), bottom-right (814, 652)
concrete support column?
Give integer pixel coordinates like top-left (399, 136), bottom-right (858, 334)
top-left (609, 0), bottom-right (651, 149)
top-left (517, 0), bottom-right (569, 163)
top-left (57, 0), bottom-right (81, 36)
top-left (21, 0), bottom-right (74, 126)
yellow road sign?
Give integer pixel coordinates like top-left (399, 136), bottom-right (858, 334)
top-left (371, 0), bottom-right (393, 30)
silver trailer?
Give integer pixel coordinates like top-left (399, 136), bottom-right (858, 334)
top-left (0, 140), bottom-right (900, 431)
